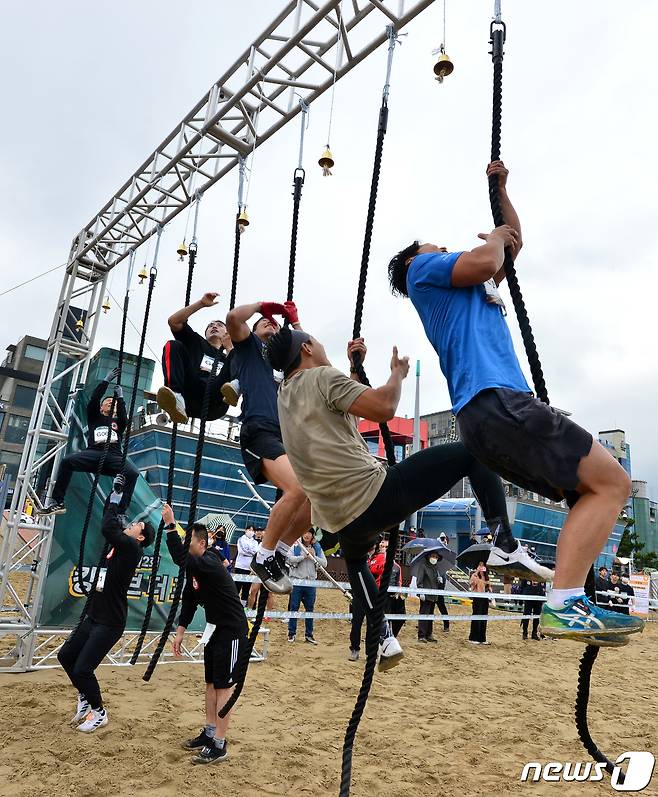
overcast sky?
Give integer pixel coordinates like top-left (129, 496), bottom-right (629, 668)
top-left (1, 1), bottom-right (656, 496)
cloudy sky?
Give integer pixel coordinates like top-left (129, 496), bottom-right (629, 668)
top-left (1, 1), bottom-right (656, 495)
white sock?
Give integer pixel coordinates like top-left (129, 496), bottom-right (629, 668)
top-left (214, 736), bottom-right (225, 749)
top-left (547, 587), bottom-right (586, 610)
top-left (256, 545), bottom-right (275, 565)
top-left (276, 541), bottom-right (291, 556)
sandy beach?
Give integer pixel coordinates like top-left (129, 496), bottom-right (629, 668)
top-left (1, 592), bottom-right (656, 797)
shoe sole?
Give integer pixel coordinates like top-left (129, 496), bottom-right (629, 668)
top-left (486, 561), bottom-right (554, 582)
top-left (192, 752), bottom-right (229, 765)
top-left (156, 387), bottom-right (188, 425)
top-left (221, 384), bottom-right (240, 407)
top-left (378, 650), bottom-right (404, 672)
top-left (38, 507), bottom-right (67, 516)
top-left (249, 565), bottom-right (292, 595)
top-left (545, 632), bottom-right (630, 648)
top-left (539, 624), bottom-right (643, 639)
top-left (78, 719), bottom-right (108, 733)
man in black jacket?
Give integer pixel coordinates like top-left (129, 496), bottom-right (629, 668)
top-left (164, 504), bottom-right (248, 765)
top-left (38, 367), bottom-right (139, 515)
top-left (58, 478), bottom-right (154, 732)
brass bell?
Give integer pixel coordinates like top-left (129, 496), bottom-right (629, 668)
top-left (318, 147), bottom-right (334, 176)
top-left (237, 209), bottom-right (249, 233)
top-left (433, 50), bottom-right (454, 83)
top-left (177, 241), bottom-right (188, 261)
top-left (75, 318), bottom-right (84, 332)
top-left (102, 296), bottom-right (111, 314)
top-left (138, 265), bottom-right (148, 285)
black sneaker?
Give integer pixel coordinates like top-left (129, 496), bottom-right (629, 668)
top-left (250, 553), bottom-right (292, 594)
top-left (192, 741), bottom-right (228, 765)
top-left (426, 636), bottom-right (438, 644)
top-left (36, 501), bottom-right (66, 516)
top-left (304, 635), bottom-right (318, 645)
top-left (183, 729), bottom-right (214, 751)
top-left (275, 550), bottom-right (290, 576)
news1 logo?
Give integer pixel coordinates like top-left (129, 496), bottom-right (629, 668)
top-left (520, 752), bottom-right (655, 791)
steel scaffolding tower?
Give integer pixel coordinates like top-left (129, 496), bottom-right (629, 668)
top-left (0, 0), bottom-right (435, 671)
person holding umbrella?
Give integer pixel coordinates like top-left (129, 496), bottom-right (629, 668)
top-left (406, 537), bottom-right (456, 642)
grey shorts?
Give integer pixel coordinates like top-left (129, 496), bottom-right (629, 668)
top-left (457, 388), bottom-right (593, 504)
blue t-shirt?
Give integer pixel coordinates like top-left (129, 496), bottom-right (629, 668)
top-left (407, 251), bottom-right (530, 414)
top-left (232, 333), bottom-right (280, 424)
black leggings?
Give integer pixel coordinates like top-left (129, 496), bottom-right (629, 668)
top-left (339, 442), bottom-right (509, 559)
top-left (53, 448), bottom-right (138, 513)
top-left (233, 568), bottom-right (251, 603)
top-left (58, 616), bottom-right (123, 709)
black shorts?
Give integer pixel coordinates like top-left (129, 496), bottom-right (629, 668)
top-left (204, 631), bottom-right (247, 689)
top-left (457, 388), bottom-right (593, 504)
top-left (240, 419), bottom-right (286, 485)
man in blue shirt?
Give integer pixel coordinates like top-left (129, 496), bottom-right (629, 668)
top-left (226, 300), bottom-right (311, 595)
top-left (387, 160), bottom-right (643, 646)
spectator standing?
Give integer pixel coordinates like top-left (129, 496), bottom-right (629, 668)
top-left (607, 571), bottom-right (635, 614)
top-left (412, 551), bottom-right (448, 643)
top-left (594, 566), bottom-right (610, 606)
top-left (234, 525), bottom-right (258, 606)
top-left (210, 526), bottom-right (232, 571)
top-left (519, 579), bottom-right (545, 640)
top-left (468, 562), bottom-right (491, 645)
top-left (286, 529), bottom-right (327, 644)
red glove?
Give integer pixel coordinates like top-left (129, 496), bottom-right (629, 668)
top-left (283, 301), bottom-right (299, 325)
top-left (259, 301), bottom-right (287, 322)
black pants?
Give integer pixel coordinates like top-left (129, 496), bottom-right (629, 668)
top-left (521, 599), bottom-right (541, 638)
top-left (469, 597), bottom-right (490, 643)
top-left (162, 340), bottom-right (230, 420)
top-left (53, 448), bottom-right (138, 512)
top-left (388, 596), bottom-right (406, 637)
top-left (346, 558), bottom-right (390, 652)
top-left (233, 568), bottom-right (251, 604)
top-left (339, 443), bottom-right (509, 559)
top-left (418, 600), bottom-right (435, 639)
top-left (58, 616), bottom-right (123, 709)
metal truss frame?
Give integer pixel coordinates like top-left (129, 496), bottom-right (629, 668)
top-left (0, 0), bottom-right (435, 672)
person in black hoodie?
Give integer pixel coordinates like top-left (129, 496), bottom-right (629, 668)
top-left (412, 551), bottom-right (449, 643)
top-left (38, 367), bottom-right (139, 515)
top-left (164, 504), bottom-right (248, 766)
top-left (58, 476), bottom-right (154, 733)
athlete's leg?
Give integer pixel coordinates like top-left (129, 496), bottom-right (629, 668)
top-left (553, 440), bottom-right (631, 589)
top-left (58, 616), bottom-right (93, 693)
top-left (259, 455), bottom-right (310, 550)
top-left (69, 621), bottom-right (123, 710)
top-left (51, 449), bottom-right (103, 504)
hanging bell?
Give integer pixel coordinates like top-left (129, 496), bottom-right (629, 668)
top-left (102, 296), bottom-right (111, 314)
top-left (237, 209), bottom-right (250, 234)
top-left (177, 241), bottom-right (188, 261)
top-left (318, 147), bottom-right (334, 176)
top-left (433, 49), bottom-right (454, 83)
top-left (138, 265), bottom-right (148, 285)
top-left (75, 318), bottom-right (84, 333)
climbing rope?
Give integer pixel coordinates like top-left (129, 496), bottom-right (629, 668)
top-left (76, 288), bottom-right (129, 597)
top-left (142, 349), bottom-right (222, 681)
top-left (287, 98), bottom-right (309, 303)
top-left (487, 9), bottom-right (618, 779)
top-left (339, 27), bottom-right (401, 797)
top-left (132, 204), bottom-right (202, 662)
top-left (79, 256), bottom-right (158, 618)
top-left (229, 157), bottom-right (248, 310)
top-left (488, 19), bottom-right (548, 406)
top-left (219, 99), bottom-right (310, 719)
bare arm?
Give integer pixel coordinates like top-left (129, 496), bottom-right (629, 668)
top-left (168, 292), bottom-right (219, 333)
top-left (226, 301), bottom-right (262, 344)
top-left (347, 347), bottom-right (409, 423)
top-left (487, 160), bottom-right (523, 284)
top-left (451, 226), bottom-right (518, 288)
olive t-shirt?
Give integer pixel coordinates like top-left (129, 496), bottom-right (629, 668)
top-left (277, 366), bottom-right (387, 532)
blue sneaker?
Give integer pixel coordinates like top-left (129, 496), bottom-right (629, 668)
top-left (539, 595), bottom-right (644, 644)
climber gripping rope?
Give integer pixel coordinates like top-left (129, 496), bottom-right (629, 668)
top-left (157, 291), bottom-right (233, 424)
top-left (225, 299), bottom-right (311, 594)
top-left (38, 367), bottom-right (139, 516)
top-left (388, 160), bottom-right (644, 646)
top-left (264, 326), bottom-right (550, 669)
